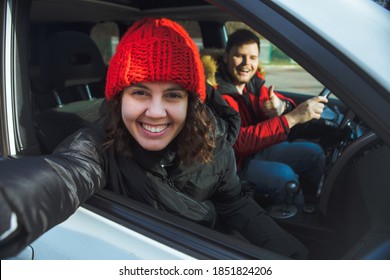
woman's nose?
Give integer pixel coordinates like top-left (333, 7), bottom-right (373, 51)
top-left (145, 98), bottom-right (167, 118)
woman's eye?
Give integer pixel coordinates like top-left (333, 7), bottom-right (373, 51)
top-left (132, 90), bottom-right (146, 96)
top-left (165, 92), bottom-right (183, 99)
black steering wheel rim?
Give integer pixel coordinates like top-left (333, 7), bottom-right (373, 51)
top-left (319, 87), bottom-right (332, 99)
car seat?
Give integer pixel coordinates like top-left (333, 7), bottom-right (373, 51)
top-left (32, 31), bottom-right (106, 154)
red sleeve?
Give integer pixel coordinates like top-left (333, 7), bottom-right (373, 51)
top-left (234, 117), bottom-right (288, 158)
top-left (222, 94), bottom-right (289, 158)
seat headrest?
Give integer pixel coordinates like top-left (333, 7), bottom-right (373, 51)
top-left (40, 31), bottom-right (105, 90)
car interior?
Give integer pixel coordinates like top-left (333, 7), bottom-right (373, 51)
top-left (5, 0), bottom-right (390, 259)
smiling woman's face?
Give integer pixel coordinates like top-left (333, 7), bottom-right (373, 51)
top-left (121, 81), bottom-right (188, 151)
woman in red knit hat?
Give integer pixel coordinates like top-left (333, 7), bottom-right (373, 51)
top-left (0, 18), bottom-right (307, 259)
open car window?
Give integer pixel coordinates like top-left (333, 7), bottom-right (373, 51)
top-left (225, 21), bottom-right (324, 96)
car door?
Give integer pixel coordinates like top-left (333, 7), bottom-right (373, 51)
top-left (2, 0), bottom-right (389, 261)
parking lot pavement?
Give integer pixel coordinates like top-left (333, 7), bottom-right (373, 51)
top-left (263, 65), bottom-right (324, 95)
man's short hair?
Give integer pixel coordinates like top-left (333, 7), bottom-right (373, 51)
top-left (226, 29), bottom-right (260, 53)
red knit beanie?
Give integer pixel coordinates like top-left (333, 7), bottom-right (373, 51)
top-left (105, 17), bottom-right (206, 102)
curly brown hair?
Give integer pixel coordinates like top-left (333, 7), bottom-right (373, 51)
top-left (103, 92), bottom-right (216, 165)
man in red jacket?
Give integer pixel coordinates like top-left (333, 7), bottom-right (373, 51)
top-left (217, 29), bottom-right (328, 207)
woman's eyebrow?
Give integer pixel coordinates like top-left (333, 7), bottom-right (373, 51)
top-left (130, 84), bottom-right (186, 92)
top-left (165, 85), bottom-right (186, 91)
top-left (130, 84), bottom-right (148, 89)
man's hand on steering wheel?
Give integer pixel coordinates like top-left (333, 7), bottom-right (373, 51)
top-left (284, 96), bottom-right (328, 128)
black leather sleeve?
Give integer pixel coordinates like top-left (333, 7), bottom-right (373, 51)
top-left (0, 128), bottom-right (106, 259)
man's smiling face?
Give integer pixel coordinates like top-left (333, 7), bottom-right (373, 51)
top-left (224, 42), bottom-right (259, 87)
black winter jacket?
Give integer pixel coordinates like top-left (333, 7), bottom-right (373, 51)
top-left (0, 86), bottom-right (307, 259)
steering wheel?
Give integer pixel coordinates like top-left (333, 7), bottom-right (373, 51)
top-left (289, 87), bottom-right (354, 143)
top-left (319, 87), bottom-right (332, 98)
top-left (316, 88), bottom-right (359, 165)
top-left (318, 88), bottom-right (340, 126)
top-left (318, 87), bottom-right (355, 131)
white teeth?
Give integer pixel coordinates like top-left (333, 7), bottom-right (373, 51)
top-left (142, 124), bottom-right (167, 133)
top-left (238, 69), bottom-right (249, 74)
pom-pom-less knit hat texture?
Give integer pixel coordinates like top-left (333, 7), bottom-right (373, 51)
top-left (105, 17), bottom-right (206, 102)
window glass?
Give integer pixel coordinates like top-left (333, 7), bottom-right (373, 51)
top-left (90, 21), bottom-right (203, 63)
top-left (176, 20), bottom-right (203, 49)
top-left (225, 21), bottom-right (324, 95)
top-left (90, 22), bottom-right (120, 65)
